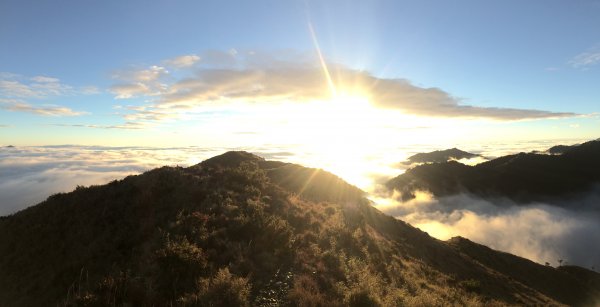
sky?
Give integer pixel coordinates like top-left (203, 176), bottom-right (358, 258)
top-left (0, 0), bottom-right (599, 147)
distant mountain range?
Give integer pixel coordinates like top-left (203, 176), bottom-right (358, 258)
top-left (1, 151), bottom-right (599, 306)
top-left (403, 148), bottom-right (480, 164)
top-left (387, 139), bottom-right (600, 205)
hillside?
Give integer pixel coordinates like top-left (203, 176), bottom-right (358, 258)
top-left (1, 151), bottom-right (599, 306)
top-left (387, 139), bottom-right (600, 204)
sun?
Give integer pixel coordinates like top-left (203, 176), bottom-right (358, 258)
top-left (289, 91), bottom-right (382, 189)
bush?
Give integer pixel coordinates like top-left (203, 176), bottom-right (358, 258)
top-left (154, 235), bottom-right (207, 299)
top-left (287, 274), bottom-right (330, 307)
top-left (459, 279), bottom-right (482, 294)
top-left (181, 268), bottom-right (251, 307)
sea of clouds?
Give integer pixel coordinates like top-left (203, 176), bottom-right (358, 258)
top-left (374, 190), bottom-right (600, 269)
top-left (0, 145), bottom-right (297, 215)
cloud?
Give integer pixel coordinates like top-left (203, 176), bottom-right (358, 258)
top-left (0, 145), bottom-right (301, 215)
top-left (570, 46), bottom-right (600, 68)
top-left (51, 122), bottom-right (149, 130)
top-left (363, 77), bottom-right (575, 120)
top-left (164, 54), bottom-right (201, 68)
top-left (110, 50), bottom-right (576, 124)
top-left (0, 146), bottom-right (195, 215)
top-left (31, 76), bottom-right (60, 83)
top-left (0, 99), bottom-right (86, 116)
top-left (0, 73), bottom-right (98, 117)
top-left (110, 65), bottom-right (169, 98)
top-left (80, 86), bottom-right (101, 95)
top-left (0, 80), bottom-right (42, 97)
top-left (376, 191), bottom-right (600, 268)
top-left (0, 74), bottom-right (76, 98)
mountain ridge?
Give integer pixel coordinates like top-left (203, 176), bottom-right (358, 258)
top-left (387, 139), bottom-right (600, 205)
top-left (404, 148), bottom-right (480, 165)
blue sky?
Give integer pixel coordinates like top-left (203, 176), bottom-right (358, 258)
top-left (1, 0), bottom-right (599, 146)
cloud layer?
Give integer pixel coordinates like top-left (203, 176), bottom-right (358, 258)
top-left (0, 145), bottom-right (298, 216)
top-left (109, 50), bottom-right (575, 127)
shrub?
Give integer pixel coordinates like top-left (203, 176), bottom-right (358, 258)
top-left (459, 279), bottom-right (482, 294)
top-left (181, 268), bottom-right (251, 307)
top-left (287, 274), bottom-right (330, 307)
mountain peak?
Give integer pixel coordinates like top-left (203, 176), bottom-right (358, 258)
top-left (199, 150), bottom-right (265, 168)
top-left (388, 138), bottom-right (600, 204)
top-left (405, 148), bottom-right (479, 164)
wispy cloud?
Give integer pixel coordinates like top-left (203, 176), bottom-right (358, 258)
top-left (109, 50), bottom-right (576, 125)
top-left (0, 74), bottom-right (75, 98)
top-left (51, 122), bottom-right (149, 130)
top-left (30, 76), bottom-right (60, 83)
top-left (0, 98), bottom-right (86, 116)
top-left (164, 54), bottom-right (201, 69)
top-left (0, 73), bottom-right (97, 117)
top-left (110, 65), bottom-right (169, 99)
top-left (569, 46), bottom-right (600, 68)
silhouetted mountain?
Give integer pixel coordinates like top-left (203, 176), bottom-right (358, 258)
top-left (404, 148), bottom-right (479, 164)
top-left (547, 144), bottom-right (574, 155)
top-left (387, 139), bottom-right (600, 204)
top-left (1, 151), bottom-right (599, 306)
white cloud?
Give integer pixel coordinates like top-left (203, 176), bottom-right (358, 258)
top-left (0, 73), bottom-right (98, 117)
top-left (0, 98), bottom-right (86, 116)
top-left (0, 145), bottom-right (296, 215)
top-left (109, 50), bottom-right (577, 125)
top-left (80, 86), bottom-right (101, 95)
top-left (111, 83), bottom-right (153, 99)
top-left (110, 65), bottom-right (169, 98)
top-left (164, 54), bottom-right (201, 68)
top-left (0, 80), bottom-right (40, 98)
top-left (51, 122), bottom-right (149, 130)
top-left (0, 74), bottom-right (80, 98)
top-left (377, 191), bottom-right (600, 268)
top-left (570, 46), bottom-right (600, 68)
top-left (31, 76), bottom-right (61, 83)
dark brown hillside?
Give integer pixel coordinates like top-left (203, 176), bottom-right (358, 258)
top-left (0, 151), bottom-right (598, 306)
top-left (447, 236), bottom-right (600, 306)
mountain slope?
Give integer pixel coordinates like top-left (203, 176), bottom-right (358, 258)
top-left (387, 140), bottom-right (600, 204)
top-left (1, 151), bottom-right (599, 306)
